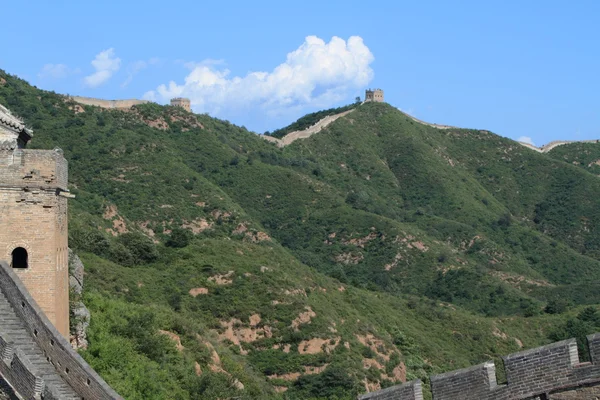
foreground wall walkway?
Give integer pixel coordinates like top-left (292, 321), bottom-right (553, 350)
top-left (359, 333), bottom-right (600, 400)
top-left (0, 261), bottom-right (121, 399)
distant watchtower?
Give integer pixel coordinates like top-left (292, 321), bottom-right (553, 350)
top-left (170, 97), bottom-right (191, 112)
top-left (365, 88), bottom-right (384, 103)
top-left (0, 104), bottom-right (72, 338)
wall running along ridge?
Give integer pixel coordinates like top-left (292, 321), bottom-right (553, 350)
top-left (69, 96), bottom-right (149, 109)
top-left (358, 334), bottom-right (600, 399)
top-left (518, 139), bottom-right (600, 153)
top-left (0, 261), bottom-right (122, 399)
top-left (263, 109), bottom-right (355, 147)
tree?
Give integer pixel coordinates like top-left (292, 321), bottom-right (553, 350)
top-left (166, 228), bottom-right (193, 248)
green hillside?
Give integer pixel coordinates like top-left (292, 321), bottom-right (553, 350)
top-left (547, 141), bottom-right (600, 176)
top-left (1, 70), bottom-right (600, 399)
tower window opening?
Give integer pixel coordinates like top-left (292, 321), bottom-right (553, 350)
top-left (11, 247), bottom-right (28, 269)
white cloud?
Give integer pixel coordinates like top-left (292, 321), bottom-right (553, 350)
top-left (84, 48), bottom-right (121, 88)
top-left (121, 58), bottom-right (161, 87)
top-left (38, 64), bottom-right (79, 79)
top-left (144, 36), bottom-right (374, 117)
top-left (518, 136), bottom-right (535, 146)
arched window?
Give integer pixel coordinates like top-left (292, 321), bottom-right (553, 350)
top-left (11, 247), bottom-right (28, 269)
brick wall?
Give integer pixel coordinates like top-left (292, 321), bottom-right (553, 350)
top-left (0, 261), bottom-right (122, 399)
top-left (69, 96), bottom-right (149, 109)
top-left (170, 98), bottom-right (191, 112)
top-left (0, 148), bottom-right (69, 337)
top-left (359, 333), bottom-right (600, 400)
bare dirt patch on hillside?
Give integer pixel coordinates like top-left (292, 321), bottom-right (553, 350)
top-left (181, 218), bottom-right (212, 233)
top-left (189, 287), bottom-right (209, 296)
top-left (291, 307), bottom-right (316, 331)
top-left (159, 330), bottom-right (184, 352)
top-left (208, 271), bottom-right (234, 285)
top-left (335, 252), bottom-right (364, 265)
top-left (298, 337), bottom-right (340, 354)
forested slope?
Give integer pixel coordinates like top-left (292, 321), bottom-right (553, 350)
top-left (1, 70), bottom-right (599, 399)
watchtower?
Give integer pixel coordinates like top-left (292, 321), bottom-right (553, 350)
top-left (170, 97), bottom-right (191, 112)
top-left (365, 89), bottom-right (384, 103)
top-left (0, 104), bottom-right (72, 338)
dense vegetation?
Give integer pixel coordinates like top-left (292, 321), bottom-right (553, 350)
top-left (1, 69), bottom-right (600, 399)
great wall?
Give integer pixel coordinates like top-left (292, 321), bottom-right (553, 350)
top-left (0, 104), bottom-right (122, 398)
top-left (2, 90), bottom-right (600, 398)
top-left (359, 334), bottom-right (600, 400)
top-left (0, 261), bottom-right (120, 399)
top-left (69, 96), bottom-right (150, 109)
top-left (67, 92), bottom-right (599, 155)
top-left (262, 99), bottom-right (598, 154)
top-left (263, 109), bottom-right (356, 147)
top-left (517, 139), bottom-right (600, 153)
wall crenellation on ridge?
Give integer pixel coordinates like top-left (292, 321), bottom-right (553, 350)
top-left (365, 88), bottom-right (384, 103)
top-left (360, 334), bottom-right (600, 400)
top-left (170, 97), bottom-right (191, 112)
top-left (69, 96), bottom-right (150, 109)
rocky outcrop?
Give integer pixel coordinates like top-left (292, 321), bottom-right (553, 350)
top-left (69, 249), bottom-right (89, 350)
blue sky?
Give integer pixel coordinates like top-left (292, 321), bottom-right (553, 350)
top-left (2, 1), bottom-right (599, 145)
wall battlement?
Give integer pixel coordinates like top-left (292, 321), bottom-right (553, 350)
top-left (0, 147), bottom-right (70, 336)
top-left (170, 97), bottom-right (191, 112)
top-left (518, 139), bottom-right (600, 153)
top-left (359, 334), bottom-right (600, 400)
top-left (0, 148), bottom-right (68, 190)
top-left (0, 261), bottom-right (122, 399)
top-left (0, 331), bottom-right (54, 399)
top-left (69, 96), bottom-right (150, 109)
top-left (365, 88), bottom-right (384, 103)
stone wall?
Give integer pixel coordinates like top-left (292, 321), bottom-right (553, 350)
top-left (358, 380), bottom-right (423, 400)
top-left (170, 97), bottom-right (191, 112)
top-left (0, 261), bottom-right (121, 399)
top-left (359, 334), bottom-right (600, 400)
top-left (550, 382), bottom-right (600, 399)
top-left (518, 139), bottom-right (600, 153)
top-left (70, 96), bottom-right (149, 109)
top-left (365, 89), bottom-right (384, 103)
top-left (263, 109), bottom-right (355, 148)
top-left (0, 148), bottom-right (69, 337)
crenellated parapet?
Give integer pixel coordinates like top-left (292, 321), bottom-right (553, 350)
top-left (359, 334), bottom-right (600, 400)
top-left (0, 261), bottom-right (122, 399)
top-left (0, 331), bottom-right (45, 399)
top-left (518, 139), bottom-right (600, 153)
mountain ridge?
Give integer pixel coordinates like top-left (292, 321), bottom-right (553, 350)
top-left (1, 69), bottom-right (600, 399)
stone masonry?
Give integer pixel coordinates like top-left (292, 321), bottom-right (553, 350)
top-left (0, 104), bottom-right (71, 338)
top-left (170, 97), bottom-right (191, 112)
top-left (70, 96), bottom-right (149, 109)
top-left (365, 88), bottom-right (384, 102)
top-left (0, 260), bottom-right (121, 399)
top-left (359, 334), bottom-right (600, 400)
top-left (0, 104), bottom-right (121, 398)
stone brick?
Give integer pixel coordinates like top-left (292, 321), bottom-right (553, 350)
top-left (0, 148), bottom-right (69, 337)
top-left (360, 334), bottom-right (600, 400)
